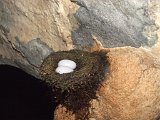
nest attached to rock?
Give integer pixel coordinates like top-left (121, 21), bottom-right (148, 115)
top-left (40, 49), bottom-right (107, 114)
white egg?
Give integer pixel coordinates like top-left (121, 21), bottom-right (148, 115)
top-left (58, 59), bottom-right (76, 69)
top-left (55, 66), bottom-right (74, 74)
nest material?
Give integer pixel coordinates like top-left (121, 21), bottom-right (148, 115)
top-left (40, 49), bottom-right (107, 114)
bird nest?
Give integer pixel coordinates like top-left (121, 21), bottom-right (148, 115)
top-left (40, 49), bottom-right (107, 114)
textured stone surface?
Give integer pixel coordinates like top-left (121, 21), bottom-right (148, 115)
top-left (92, 47), bottom-right (160, 120)
top-left (72, 0), bottom-right (159, 48)
top-left (0, 0), bottom-right (78, 50)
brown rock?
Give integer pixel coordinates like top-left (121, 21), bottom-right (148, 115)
top-left (54, 105), bottom-right (75, 120)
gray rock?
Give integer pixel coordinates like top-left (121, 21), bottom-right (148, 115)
top-left (72, 0), bottom-right (158, 48)
top-left (15, 37), bottom-right (53, 68)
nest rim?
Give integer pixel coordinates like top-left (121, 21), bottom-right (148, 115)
top-left (40, 50), bottom-right (106, 92)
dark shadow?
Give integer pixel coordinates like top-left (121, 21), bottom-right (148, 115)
top-left (0, 65), bottom-right (57, 120)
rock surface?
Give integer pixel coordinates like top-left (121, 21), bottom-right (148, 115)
top-left (72, 0), bottom-right (159, 48)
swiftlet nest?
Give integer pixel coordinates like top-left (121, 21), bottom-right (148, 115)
top-left (40, 49), bottom-right (108, 118)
